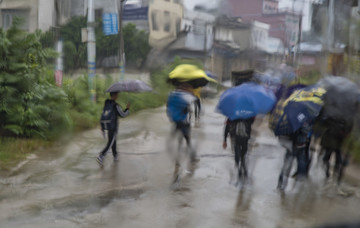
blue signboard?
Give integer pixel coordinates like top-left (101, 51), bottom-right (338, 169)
top-left (123, 6), bottom-right (148, 21)
top-left (103, 13), bottom-right (118, 36)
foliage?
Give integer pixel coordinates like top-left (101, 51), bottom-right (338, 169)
top-left (0, 22), bottom-right (71, 138)
top-left (60, 16), bottom-right (88, 71)
top-left (122, 23), bottom-right (150, 67)
top-left (59, 15), bottom-right (150, 71)
top-left (0, 138), bottom-right (51, 170)
top-left (39, 29), bottom-right (56, 49)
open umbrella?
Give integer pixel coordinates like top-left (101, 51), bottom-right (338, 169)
top-left (205, 71), bottom-right (218, 80)
top-left (168, 64), bottom-right (217, 88)
top-left (216, 82), bottom-right (276, 120)
top-left (269, 85), bottom-right (326, 136)
top-left (106, 79), bottom-right (153, 93)
top-left (317, 76), bottom-right (360, 122)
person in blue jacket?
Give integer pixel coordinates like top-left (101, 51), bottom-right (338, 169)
top-left (167, 83), bottom-right (198, 163)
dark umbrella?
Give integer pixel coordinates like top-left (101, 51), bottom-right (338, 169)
top-left (317, 76), bottom-right (360, 122)
top-left (269, 85), bottom-right (326, 136)
top-left (106, 79), bottom-right (153, 93)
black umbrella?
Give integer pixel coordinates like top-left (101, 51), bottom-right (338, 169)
top-left (318, 76), bottom-right (360, 121)
top-left (106, 79), bottom-right (153, 93)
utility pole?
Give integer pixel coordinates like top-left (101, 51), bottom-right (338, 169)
top-left (118, 0), bottom-right (126, 81)
top-left (327, 0), bottom-right (335, 75)
top-left (87, 0), bottom-right (96, 102)
top-left (328, 0), bottom-right (335, 52)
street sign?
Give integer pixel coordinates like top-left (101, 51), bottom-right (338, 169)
top-left (103, 13), bottom-right (118, 36)
top-left (123, 6), bottom-right (148, 21)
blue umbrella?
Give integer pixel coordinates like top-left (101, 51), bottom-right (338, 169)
top-left (216, 82), bottom-right (276, 120)
top-left (205, 71), bottom-right (218, 80)
top-left (269, 85), bottom-right (326, 136)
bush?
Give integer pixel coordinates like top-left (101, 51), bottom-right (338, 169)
top-left (0, 23), bottom-right (71, 139)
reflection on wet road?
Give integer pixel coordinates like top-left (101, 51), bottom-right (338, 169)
top-left (0, 99), bottom-right (360, 228)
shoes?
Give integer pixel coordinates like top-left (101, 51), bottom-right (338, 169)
top-left (96, 155), bottom-right (104, 165)
top-left (190, 156), bottom-right (200, 163)
top-left (114, 154), bottom-right (119, 161)
top-left (190, 150), bottom-right (200, 163)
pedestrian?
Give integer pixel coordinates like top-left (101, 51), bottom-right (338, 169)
top-left (167, 83), bottom-right (198, 164)
top-left (277, 122), bottom-right (312, 191)
top-left (96, 92), bottom-right (130, 165)
top-left (320, 117), bottom-right (352, 182)
top-left (193, 87), bottom-right (201, 127)
top-left (223, 117), bottom-right (255, 181)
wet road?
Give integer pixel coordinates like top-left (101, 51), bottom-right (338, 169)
top-left (1, 98), bottom-right (360, 228)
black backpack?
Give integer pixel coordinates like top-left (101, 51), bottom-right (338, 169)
top-left (100, 100), bottom-right (116, 130)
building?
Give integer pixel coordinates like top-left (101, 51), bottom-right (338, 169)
top-left (224, 0), bottom-right (302, 51)
top-left (146, 0), bottom-right (216, 68)
top-left (123, 0), bottom-right (149, 31)
top-left (148, 0), bottom-right (183, 49)
top-left (208, 16), bottom-right (253, 82)
top-left (0, 0), bottom-right (71, 32)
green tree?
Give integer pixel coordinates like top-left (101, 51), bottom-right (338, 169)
top-left (122, 23), bottom-right (150, 68)
top-left (0, 22), bottom-right (71, 138)
top-left (60, 16), bottom-right (87, 71)
top-left (58, 16), bottom-right (150, 71)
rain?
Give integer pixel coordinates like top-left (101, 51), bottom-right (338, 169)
top-left (0, 0), bottom-right (360, 228)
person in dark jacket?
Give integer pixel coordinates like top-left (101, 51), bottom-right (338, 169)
top-left (320, 117), bottom-right (352, 182)
top-left (223, 117), bottom-right (255, 181)
top-left (277, 122), bottom-right (312, 191)
top-left (97, 92), bottom-right (130, 165)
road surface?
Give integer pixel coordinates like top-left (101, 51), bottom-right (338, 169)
top-left (0, 98), bottom-right (360, 228)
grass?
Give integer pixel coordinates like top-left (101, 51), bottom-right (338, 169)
top-left (0, 138), bottom-right (51, 171)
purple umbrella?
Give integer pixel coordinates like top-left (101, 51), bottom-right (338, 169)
top-left (106, 79), bottom-right (153, 93)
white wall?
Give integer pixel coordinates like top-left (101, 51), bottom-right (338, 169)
top-left (38, 0), bottom-right (55, 31)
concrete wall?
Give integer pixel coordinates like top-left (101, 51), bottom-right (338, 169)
top-left (38, 0), bottom-right (55, 31)
top-left (0, 0), bottom-right (39, 32)
top-left (0, 0), bottom-right (63, 32)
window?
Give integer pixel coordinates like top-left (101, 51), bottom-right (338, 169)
top-left (163, 11), bottom-right (171, 32)
top-left (176, 18), bottom-right (181, 33)
top-left (95, 9), bottom-right (103, 21)
top-left (3, 13), bottom-right (12, 29)
top-left (1, 9), bottom-right (30, 31)
top-left (151, 10), bottom-right (159, 31)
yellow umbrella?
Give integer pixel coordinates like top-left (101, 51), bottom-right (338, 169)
top-left (169, 64), bottom-right (217, 84)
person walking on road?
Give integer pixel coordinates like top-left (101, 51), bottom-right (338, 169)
top-left (167, 83), bottom-right (199, 166)
top-left (320, 117), bottom-right (352, 183)
top-left (223, 117), bottom-right (255, 182)
top-left (97, 92), bottom-right (130, 165)
top-left (277, 122), bottom-right (312, 191)
top-left (193, 87), bottom-right (201, 127)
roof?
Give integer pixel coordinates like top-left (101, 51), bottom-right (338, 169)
top-left (215, 15), bottom-right (250, 29)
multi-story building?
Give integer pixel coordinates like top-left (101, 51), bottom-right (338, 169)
top-left (0, 0), bottom-right (71, 32)
top-left (146, 0), bottom-right (216, 68)
top-left (224, 0), bottom-right (302, 51)
top-left (148, 0), bottom-right (183, 48)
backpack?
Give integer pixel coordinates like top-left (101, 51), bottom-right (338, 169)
top-left (231, 119), bottom-right (252, 140)
top-left (100, 100), bottom-right (116, 130)
top-left (166, 91), bottom-right (194, 123)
